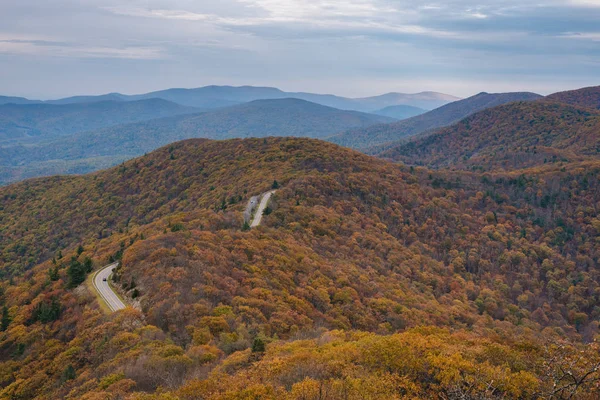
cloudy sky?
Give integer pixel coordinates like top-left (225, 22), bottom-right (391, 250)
top-left (1, 0), bottom-right (599, 99)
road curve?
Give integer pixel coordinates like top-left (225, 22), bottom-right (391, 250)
top-left (93, 262), bottom-right (126, 312)
top-left (250, 190), bottom-right (276, 228)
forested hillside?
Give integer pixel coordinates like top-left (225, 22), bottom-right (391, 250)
top-left (379, 101), bottom-right (600, 171)
top-left (0, 99), bottom-right (392, 185)
top-left (1, 138), bottom-right (600, 398)
top-left (328, 92), bottom-right (542, 150)
top-left (545, 85), bottom-right (600, 110)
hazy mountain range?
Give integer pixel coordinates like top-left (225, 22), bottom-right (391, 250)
top-left (328, 91), bottom-right (544, 150)
top-left (372, 104), bottom-right (427, 119)
top-left (1, 85), bottom-right (460, 112)
top-left (0, 99), bottom-right (198, 143)
top-left (0, 85), bottom-right (459, 185)
top-left (0, 99), bottom-right (392, 184)
top-left (6, 85), bottom-right (600, 187)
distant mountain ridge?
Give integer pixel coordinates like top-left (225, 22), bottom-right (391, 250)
top-left (372, 104), bottom-right (428, 120)
top-left (355, 91), bottom-right (458, 110)
top-left (0, 99), bottom-right (198, 142)
top-left (46, 93), bottom-right (128, 105)
top-left (0, 98), bottom-right (394, 184)
top-left (0, 95), bottom-right (41, 105)
top-left (327, 91), bottom-right (543, 150)
top-left (1, 85), bottom-right (460, 112)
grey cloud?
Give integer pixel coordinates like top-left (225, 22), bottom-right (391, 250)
top-left (0, 0), bottom-right (598, 98)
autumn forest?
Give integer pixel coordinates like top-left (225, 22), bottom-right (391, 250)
top-left (0, 85), bottom-right (600, 399)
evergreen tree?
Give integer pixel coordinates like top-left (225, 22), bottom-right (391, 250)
top-left (272, 180), bottom-right (280, 189)
top-left (1, 305), bottom-right (10, 331)
top-left (83, 257), bottom-right (93, 273)
top-left (62, 364), bottom-right (76, 382)
top-left (67, 258), bottom-right (86, 288)
top-left (48, 266), bottom-right (59, 281)
top-left (30, 298), bottom-right (61, 324)
top-left (252, 336), bottom-right (266, 353)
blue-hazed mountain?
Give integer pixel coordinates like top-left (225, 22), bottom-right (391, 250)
top-left (372, 104), bottom-right (428, 120)
top-left (3, 85), bottom-right (460, 111)
top-left (0, 99), bottom-right (198, 142)
top-left (0, 98), bottom-right (393, 184)
top-left (0, 95), bottom-right (41, 105)
top-left (327, 91), bottom-right (543, 150)
top-left (45, 93), bottom-right (128, 105)
top-left (353, 91), bottom-right (457, 111)
top-left (125, 86), bottom-right (459, 111)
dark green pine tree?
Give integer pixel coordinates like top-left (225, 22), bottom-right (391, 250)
top-left (30, 298), bottom-right (61, 324)
top-left (62, 364), bottom-right (76, 383)
top-left (48, 265), bottom-right (60, 281)
top-left (1, 305), bottom-right (11, 331)
top-left (67, 258), bottom-right (86, 288)
top-left (242, 221), bottom-right (251, 231)
top-left (83, 257), bottom-right (93, 273)
top-left (251, 336), bottom-right (266, 353)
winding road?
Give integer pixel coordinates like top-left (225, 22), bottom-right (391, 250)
top-left (93, 262), bottom-right (126, 312)
top-left (92, 190), bottom-right (276, 313)
top-left (250, 190), bottom-right (276, 228)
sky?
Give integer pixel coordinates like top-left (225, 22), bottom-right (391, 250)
top-left (1, 0), bottom-right (599, 99)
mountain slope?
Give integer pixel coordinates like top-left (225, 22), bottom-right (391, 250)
top-left (0, 99), bottom-right (198, 142)
top-left (328, 91), bottom-right (543, 150)
top-left (0, 99), bottom-right (393, 184)
top-left (372, 104), bottom-right (427, 119)
top-left (1, 137), bottom-right (600, 398)
top-left (379, 101), bottom-right (600, 170)
top-left (545, 85), bottom-right (600, 110)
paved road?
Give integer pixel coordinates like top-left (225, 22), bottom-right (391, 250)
top-left (93, 262), bottom-right (126, 312)
top-left (244, 195), bottom-right (259, 223)
top-left (250, 190), bottom-right (276, 228)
